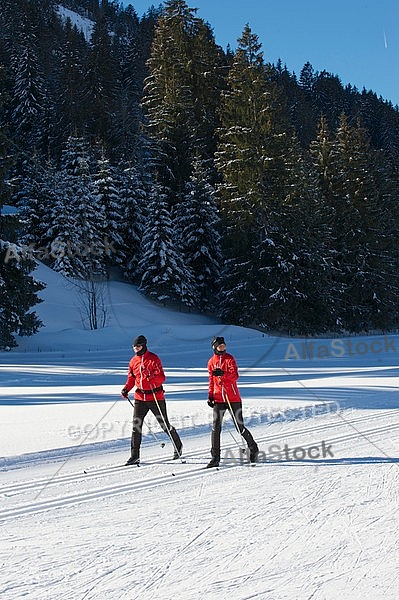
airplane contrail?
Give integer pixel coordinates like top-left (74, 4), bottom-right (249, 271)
top-left (383, 29), bottom-right (388, 49)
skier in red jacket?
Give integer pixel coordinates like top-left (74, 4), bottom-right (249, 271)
top-left (207, 336), bottom-right (258, 468)
top-left (121, 335), bottom-right (182, 465)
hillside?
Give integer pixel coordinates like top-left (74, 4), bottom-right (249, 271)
top-left (15, 261), bottom-right (221, 353)
top-left (2, 0), bottom-right (399, 345)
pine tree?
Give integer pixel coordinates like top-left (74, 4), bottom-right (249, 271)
top-left (112, 6), bottom-right (143, 158)
top-left (299, 61), bottom-right (315, 94)
top-left (188, 17), bottom-right (225, 160)
top-left (56, 17), bottom-right (88, 140)
top-left (92, 149), bottom-right (124, 273)
top-left (84, 8), bottom-right (121, 154)
top-left (0, 245), bottom-right (45, 349)
top-left (143, 0), bottom-right (224, 199)
top-left (121, 163), bottom-right (149, 282)
top-left (348, 134), bottom-right (399, 330)
top-left (0, 62), bottom-right (12, 208)
top-left (140, 0), bottom-right (224, 306)
top-left (312, 70), bottom-right (345, 133)
top-left (311, 113), bottom-right (399, 331)
top-left (215, 25), bottom-right (281, 324)
top-left (0, 63), bottom-right (44, 349)
top-left (10, 0), bottom-right (51, 155)
top-left (293, 61), bottom-right (319, 145)
top-left (257, 132), bottom-right (334, 334)
top-left (175, 158), bottom-right (222, 310)
top-left (45, 136), bottom-right (106, 278)
top-left (216, 25), bottom-right (332, 332)
top-left (138, 183), bottom-right (197, 308)
top-left (143, 0), bottom-right (198, 196)
top-left (13, 155), bottom-right (55, 253)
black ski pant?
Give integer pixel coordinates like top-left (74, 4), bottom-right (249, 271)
top-left (130, 399), bottom-right (182, 457)
top-left (211, 402), bottom-right (258, 459)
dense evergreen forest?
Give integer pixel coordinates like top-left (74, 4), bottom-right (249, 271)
top-left (1, 0), bottom-right (399, 348)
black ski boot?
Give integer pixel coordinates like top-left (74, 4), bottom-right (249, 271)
top-left (125, 452), bottom-right (140, 466)
top-left (173, 444), bottom-right (183, 460)
top-left (206, 457), bottom-right (220, 468)
top-left (249, 447), bottom-right (259, 464)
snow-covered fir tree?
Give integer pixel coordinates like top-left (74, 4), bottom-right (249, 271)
top-left (44, 135), bottom-right (106, 278)
top-left (0, 61), bottom-right (44, 349)
top-left (138, 182), bottom-right (197, 308)
top-left (174, 158), bottom-right (222, 310)
top-left (121, 163), bottom-right (149, 282)
top-left (91, 149), bottom-right (125, 273)
top-left (14, 155), bottom-right (54, 249)
top-left (0, 242), bottom-right (44, 349)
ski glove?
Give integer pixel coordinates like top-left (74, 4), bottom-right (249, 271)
top-left (121, 387), bottom-right (129, 399)
top-left (212, 368), bottom-right (224, 377)
top-left (207, 396), bottom-right (215, 408)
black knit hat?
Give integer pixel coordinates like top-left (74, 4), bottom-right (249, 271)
top-left (133, 335), bottom-right (147, 347)
top-left (211, 336), bottom-right (225, 351)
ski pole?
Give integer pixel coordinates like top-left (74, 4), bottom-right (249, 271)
top-left (224, 390), bottom-right (247, 453)
top-left (126, 394), bottom-right (165, 448)
top-left (226, 422), bottom-right (246, 451)
top-left (150, 386), bottom-right (185, 464)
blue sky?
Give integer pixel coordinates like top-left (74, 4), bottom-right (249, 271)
top-left (125, 0), bottom-right (399, 106)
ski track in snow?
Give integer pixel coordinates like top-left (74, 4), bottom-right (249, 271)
top-left (1, 407), bottom-right (398, 507)
top-left (2, 409), bottom-right (399, 600)
top-left (1, 408), bottom-right (399, 519)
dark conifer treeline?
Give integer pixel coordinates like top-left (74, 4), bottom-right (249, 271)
top-left (1, 0), bottom-right (399, 347)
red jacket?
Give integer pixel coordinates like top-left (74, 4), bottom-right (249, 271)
top-left (124, 350), bottom-right (166, 401)
top-left (208, 352), bottom-right (241, 403)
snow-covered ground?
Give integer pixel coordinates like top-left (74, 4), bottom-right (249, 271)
top-left (57, 5), bottom-right (94, 41)
top-left (1, 262), bottom-right (399, 599)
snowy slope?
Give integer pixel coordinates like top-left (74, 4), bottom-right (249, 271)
top-left (1, 262), bottom-right (399, 599)
top-left (57, 5), bottom-right (94, 41)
